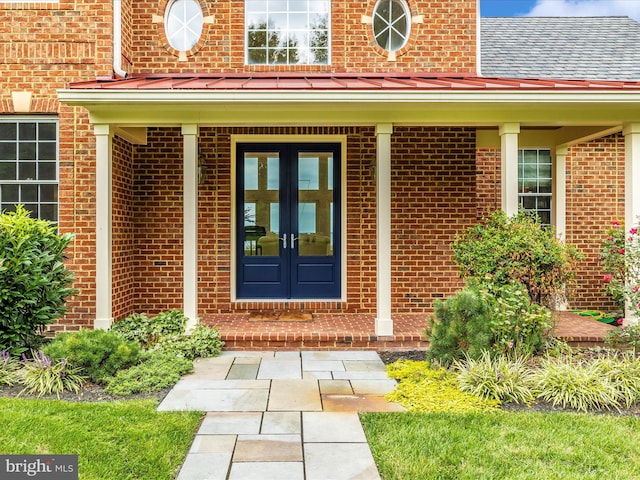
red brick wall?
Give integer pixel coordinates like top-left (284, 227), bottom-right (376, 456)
top-left (121, 126), bottom-right (473, 317)
top-left (566, 134), bottom-right (625, 312)
top-left (130, 0), bottom-right (477, 74)
top-left (391, 127), bottom-right (474, 311)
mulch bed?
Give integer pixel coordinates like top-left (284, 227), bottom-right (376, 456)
top-left (2, 349), bottom-right (639, 416)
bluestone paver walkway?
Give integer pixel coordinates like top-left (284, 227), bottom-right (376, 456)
top-left (158, 350), bottom-right (405, 480)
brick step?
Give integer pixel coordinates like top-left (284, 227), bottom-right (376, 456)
top-left (221, 333), bottom-right (429, 351)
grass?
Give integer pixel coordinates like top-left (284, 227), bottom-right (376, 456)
top-left (362, 411), bottom-right (640, 480)
top-left (0, 398), bottom-right (203, 480)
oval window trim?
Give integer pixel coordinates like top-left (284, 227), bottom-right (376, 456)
top-left (164, 0), bottom-right (204, 52)
top-left (372, 0), bottom-right (411, 52)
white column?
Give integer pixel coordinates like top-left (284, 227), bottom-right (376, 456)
top-left (499, 123), bottom-right (520, 216)
top-left (94, 124), bottom-right (113, 329)
top-left (554, 146), bottom-right (568, 240)
top-left (182, 124), bottom-right (199, 330)
top-left (376, 123), bottom-right (394, 336)
top-left (553, 146), bottom-right (568, 311)
top-left (623, 124), bottom-right (640, 325)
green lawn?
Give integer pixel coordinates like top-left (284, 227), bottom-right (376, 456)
top-left (0, 398), bottom-right (202, 480)
top-left (362, 411), bottom-right (640, 480)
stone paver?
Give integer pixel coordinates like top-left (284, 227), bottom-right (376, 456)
top-left (304, 443), bottom-right (381, 480)
top-left (166, 351), bottom-right (402, 479)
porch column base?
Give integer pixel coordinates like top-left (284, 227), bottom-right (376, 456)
top-left (94, 317), bottom-right (114, 330)
top-left (375, 317), bottom-right (394, 336)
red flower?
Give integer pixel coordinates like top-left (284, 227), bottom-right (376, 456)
top-left (634, 286), bottom-right (640, 293)
top-left (603, 274), bottom-right (613, 282)
top-left (631, 227), bottom-right (638, 235)
top-left (617, 318), bottom-right (624, 325)
top-left (619, 248), bottom-right (625, 255)
top-left (613, 221), bottom-right (621, 229)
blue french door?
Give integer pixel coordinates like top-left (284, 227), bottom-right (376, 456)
top-left (236, 143), bottom-right (341, 299)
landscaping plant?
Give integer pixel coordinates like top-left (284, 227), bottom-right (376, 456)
top-left (385, 360), bottom-right (500, 413)
top-left (0, 350), bottom-right (21, 386)
top-left (43, 329), bottom-right (140, 384)
top-left (605, 323), bottom-right (640, 354)
top-left (452, 210), bottom-right (583, 306)
top-left (19, 350), bottom-right (85, 397)
top-left (151, 323), bottom-right (224, 360)
top-left (454, 351), bottom-right (535, 404)
top-left (110, 310), bottom-right (187, 348)
top-left (105, 350), bottom-right (193, 396)
top-left (0, 205), bottom-right (77, 355)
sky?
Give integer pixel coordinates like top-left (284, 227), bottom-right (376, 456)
top-left (481, 0), bottom-right (640, 21)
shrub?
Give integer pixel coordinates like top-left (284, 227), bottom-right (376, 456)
top-left (105, 351), bottom-right (193, 396)
top-left (43, 329), bottom-right (140, 384)
top-left (153, 324), bottom-right (224, 360)
top-left (481, 281), bottom-right (552, 357)
top-left (110, 310), bottom-right (187, 348)
top-left (605, 323), bottom-right (640, 354)
top-left (0, 205), bottom-right (77, 355)
top-left (385, 360), bottom-right (500, 413)
top-left (19, 351), bottom-right (86, 398)
top-left (452, 210), bottom-right (583, 306)
top-left (591, 352), bottom-right (640, 408)
top-left (425, 286), bottom-right (493, 366)
top-left (530, 356), bottom-right (620, 412)
top-left (0, 350), bottom-right (21, 386)
top-left (425, 281), bottom-right (551, 365)
top-left (454, 352), bottom-right (535, 404)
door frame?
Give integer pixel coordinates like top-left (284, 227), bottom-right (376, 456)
top-left (230, 135), bottom-right (348, 302)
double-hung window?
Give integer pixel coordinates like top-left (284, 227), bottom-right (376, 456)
top-left (0, 118), bottom-right (58, 222)
top-left (246, 0), bottom-right (330, 65)
top-left (518, 148), bottom-right (552, 225)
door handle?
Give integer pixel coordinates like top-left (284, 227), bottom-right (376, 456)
top-left (279, 234), bottom-right (287, 249)
top-left (290, 233), bottom-right (299, 248)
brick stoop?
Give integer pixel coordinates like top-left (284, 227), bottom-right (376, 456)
top-left (203, 313), bottom-right (430, 351)
top-left (202, 311), bottom-right (614, 351)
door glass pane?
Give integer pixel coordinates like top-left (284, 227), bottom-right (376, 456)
top-left (298, 152), bottom-right (333, 257)
top-left (244, 152), bottom-right (279, 256)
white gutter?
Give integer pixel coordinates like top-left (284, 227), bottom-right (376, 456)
top-left (113, 0), bottom-right (128, 78)
top-left (57, 89), bottom-right (640, 105)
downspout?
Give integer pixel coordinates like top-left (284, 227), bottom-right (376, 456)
top-left (113, 0), bottom-right (128, 78)
top-left (476, 0), bottom-right (482, 76)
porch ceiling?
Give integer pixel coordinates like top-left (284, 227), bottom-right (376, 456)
top-left (58, 73), bottom-right (640, 128)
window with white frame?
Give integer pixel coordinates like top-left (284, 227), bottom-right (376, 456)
top-left (372, 0), bottom-right (411, 52)
top-left (0, 118), bottom-right (58, 222)
top-left (165, 0), bottom-right (204, 52)
top-left (518, 148), bottom-right (552, 225)
top-left (246, 0), bottom-right (330, 65)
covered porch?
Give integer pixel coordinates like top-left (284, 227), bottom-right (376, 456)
top-left (57, 73), bottom-right (640, 336)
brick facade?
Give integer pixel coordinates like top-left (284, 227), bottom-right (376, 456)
top-left (0, 0), bottom-right (626, 330)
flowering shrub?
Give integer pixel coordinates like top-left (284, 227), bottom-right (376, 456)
top-left (605, 323), bottom-right (640, 354)
top-left (601, 220), bottom-right (640, 317)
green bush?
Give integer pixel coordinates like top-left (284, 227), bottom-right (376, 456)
top-left (452, 210), bottom-right (583, 306)
top-left (591, 352), bottom-right (640, 408)
top-left (44, 329), bottom-right (140, 384)
top-left (530, 356), bottom-right (620, 412)
top-left (425, 286), bottom-right (493, 366)
top-left (385, 360), bottom-right (500, 413)
top-left (0, 205), bottom-right (77, 355)
top-left (105, 351), bottom-right (193, 396)
top-left (425, 282), bottom-right (551, 365)
top-left (19, 350), bottom-right (86, 398)
top-left (153, 324), bottom-right (224, 360)
top-left (481, 281), bottom-right (552, 356)
top-left (454, 352), bottom-right (534, 404)
top-left (110, 310), bottom-right (187, 348)
top-left (605, 323), bottom-right (640, 354)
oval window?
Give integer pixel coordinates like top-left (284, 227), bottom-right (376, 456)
top-left (372, 0), bottom-right (411, 52)
top-left (165, 0), bottom-right (204, 52)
